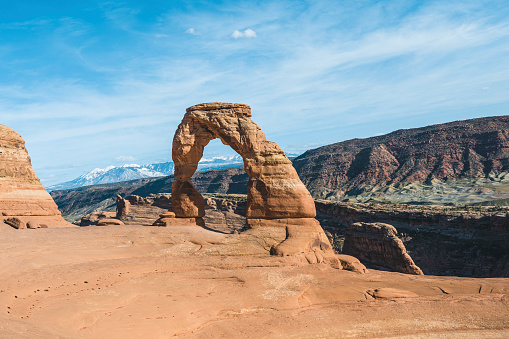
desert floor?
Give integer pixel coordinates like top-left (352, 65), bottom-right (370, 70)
top-left (1, 223), bottom-right (508, 338)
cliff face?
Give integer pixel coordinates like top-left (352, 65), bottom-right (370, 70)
top-left (293, 116), bottom-right (509, 198)
top-left (0, 125), bottom-right (72, 228)
top-left (315, 201), bottom-right (509, 278)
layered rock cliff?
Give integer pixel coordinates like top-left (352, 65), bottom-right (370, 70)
top-left (315, 201), bottom-right (509, 277)
top-left (293, 116), bottom-right (509, 201)
top-left (0, 125), bottom-right (72, 228)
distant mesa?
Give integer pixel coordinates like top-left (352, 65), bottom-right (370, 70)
top-left (0, 124), bottom-right (74, 228)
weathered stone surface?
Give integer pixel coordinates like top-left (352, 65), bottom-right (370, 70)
top-left (81, 211), bottom-right (116, 226)
top-left (343, 222), bottom-right (423, 275)
top-left (336, 254), bottom-right (368, 274)
top-left (0, 125), bottom-right (73, 228)
top-left (366, 288), bottom-right (418, 299)
top-left (96, 218), bottom-right (125, 226)
top-left (27, 221), bottom-right (40, 229)
top-left (160, 211), bottom-right (176, 218)
top-left (5, 217), bottom-right (25, 229)
top-left (152, 217), bottom-right (204, 227)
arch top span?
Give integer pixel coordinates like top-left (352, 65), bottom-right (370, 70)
top-left (186, 102), bottom-right (252, 116)
top-left (171, 102), bottom-right (316, 220)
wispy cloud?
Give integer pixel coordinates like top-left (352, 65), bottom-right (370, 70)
top-left (186, 27), bottom-right (199, 35)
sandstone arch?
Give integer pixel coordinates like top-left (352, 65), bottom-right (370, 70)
top-left (171, 103), bottom-right (346, 263)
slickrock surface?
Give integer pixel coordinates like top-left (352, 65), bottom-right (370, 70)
top-left (0, 125), bottom-right (73, 228)
top-left (293, 115), bottom-right (509, 201)
top-left (0, 223), bottom-right (508, 338)
top-left (171, 103), bottom-right (336, 264)
top-left (343, 222), bottom-right (423, 275)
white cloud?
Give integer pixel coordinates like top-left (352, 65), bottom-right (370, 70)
top-left (155, 33), bottom-right (169, 38)
top-left (231, 28), bottom-right (257, 39)
top-left (186, 27), bottom-right (198, 35)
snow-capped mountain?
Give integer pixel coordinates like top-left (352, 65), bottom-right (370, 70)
top-left (47, 155), bottom-right (244, 191)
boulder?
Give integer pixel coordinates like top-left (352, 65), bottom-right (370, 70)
top-left (343, 222), bottom-right (423, 275)
top-left (96, 218), bottom-right (125, 226)
top-left (27, 221), bottom-right (40, 229)
top-left (5, 217), bottom-right (25, 229)
top-left (80, 211), bottom-right (116, 226)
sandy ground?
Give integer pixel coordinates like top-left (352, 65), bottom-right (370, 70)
top-left (1, 222), bottom-right (508, 338)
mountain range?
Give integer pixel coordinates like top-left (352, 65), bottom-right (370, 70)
top-left (47, 155), bottom-right (244, 191)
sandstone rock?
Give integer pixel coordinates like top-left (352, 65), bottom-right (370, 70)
top-left (116, 195), bottom-right (130, 220)
top-left (80, 211), bottom-right (116, 226)
top-left (0, 125), bottom-right (73, 228)
top-left (366, 288), bottom-right (418, 299)
top-left (5, 217), bottom-right (25, 229)
top-left (343, 222), bottom-right (423, 275)
top-left (27, 221), bottom-right (40, 229)
top-left (96, 218), bottom-right (125, 226)
top-left (160, 211), bottom-right (176, 218)
top-left (336, 254), bottom-right (368, 274)
top-left (152, 217), bottom-right (204, 227)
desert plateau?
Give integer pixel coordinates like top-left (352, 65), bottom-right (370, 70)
top-left (1, 223), bottom-right (508, 338)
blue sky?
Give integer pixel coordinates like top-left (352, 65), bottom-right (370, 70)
top-left (1, 0), bottom-right (509, 186)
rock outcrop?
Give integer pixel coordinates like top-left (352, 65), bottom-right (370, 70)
top-left (116, 194), bottom-right (130, 220)
top-left (0, 125), bottom-right (73, 228)
top-left (80, 211), bottom-right (116, 226)
top-left (170, 103), bottom-right (354, 268)
top-left (342, 222), bottom-right (423, 275)
top-left (96, 218), bottom-right (125, 226)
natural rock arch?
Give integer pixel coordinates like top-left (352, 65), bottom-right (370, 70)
top-left (171, 102), bottom-right (315, 220)
top-left (170, 103), bottom-right (357, 266)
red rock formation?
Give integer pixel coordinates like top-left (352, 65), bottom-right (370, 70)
top-left (343, 222), bottom-right (423, 275)
top-left (170, 103), bottom-right (360, 268)
top-left (293, 116), bottom-right (509, 196)
top-left (96, 218), bottom-right (125, 226)
top-left (0, 125), bottom-right (73, 228)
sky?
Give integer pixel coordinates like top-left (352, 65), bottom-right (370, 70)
top-left (1, 0), bottom-right (509, 187)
